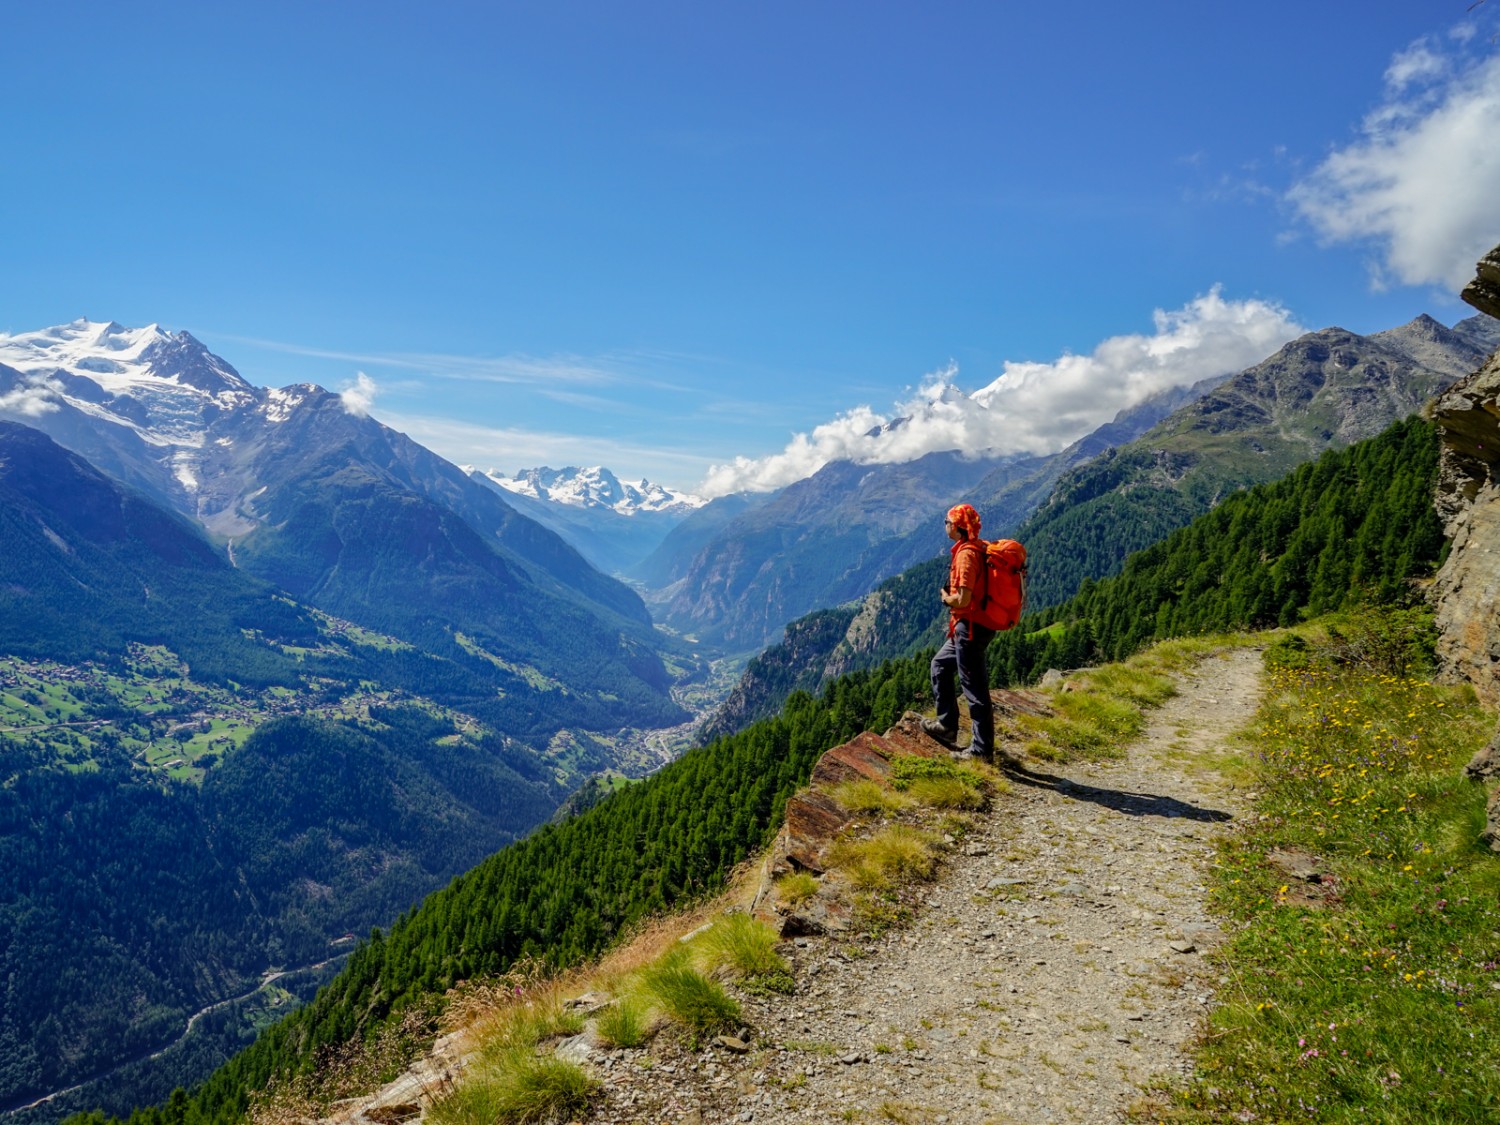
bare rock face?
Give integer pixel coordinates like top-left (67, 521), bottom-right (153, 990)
top-left (1462, 244), bottom-right (1500, 321)
top-left (1465, 729), bottom-right (1500, 781)
top-left (1431, 245), bottom-right (1500, 709)
top-left (1484, 786), bottom-right (1500, 854)
top-left (1433, 244), bottom-right (1500, 851)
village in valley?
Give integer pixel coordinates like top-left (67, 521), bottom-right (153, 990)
top-left (0, 643), bottom-right (424, 783)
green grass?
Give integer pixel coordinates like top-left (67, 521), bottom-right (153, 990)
top-left (639, 953), bottom-right (742, 1036)
top-left (904, 775), bottom-right (985, 810)
top-left (888, 753), bottom-right (981, 791)
top-left (1021, 634), bottom-right (1246, 762)
top-left (1037, 691), bottom-right (1143, 757)
top-left (473, 991), bottom-right (584, 1058)
top-left (427, 1047), bottom-right (596, 1125)
top-left (775, 870), bottom-right (820, 906)
top-left (594, 994), bottom-right (650, 1048)
top-left (829, 776), bottom-right (914, 814)
top-left (690, 912), bottom-right (787, 977)
top-left (1156, 633), bottom-right (1500, 1123)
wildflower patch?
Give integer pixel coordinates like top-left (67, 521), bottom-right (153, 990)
top-left (1162, 647), bottom-right (1500, 1123)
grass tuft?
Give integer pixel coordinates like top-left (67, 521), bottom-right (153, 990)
top-left (594, 994), bottom-right (651, 1049)
top-left (904, 775), bottom-right (985, 809)
top-left (639, 953), bottom-right (742, 1035)
top-left (775, 869), bottom-right (819, 906)
top-left (690, 912), bottom-right (790, 982)
top-left (427, 1047), bottom-right (596, 1125)
top-left (828, 776), bottom-right (912, 814)
top-left (827, 825), bottom-right (941, 892)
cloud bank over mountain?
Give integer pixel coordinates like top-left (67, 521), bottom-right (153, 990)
top-left (340, 371), bottom-right (379, 417)
top-left (699, 290), bottom-right (1303, 496)
top-left (0, 374), bottom-right (63, 418)
top-left (1289, 29), bottom-right (1500, 291)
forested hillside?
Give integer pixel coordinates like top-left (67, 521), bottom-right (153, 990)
top-left (710, 412), bottom-right (1452, 735)
top-left (699, 316), bottom-right (1494, 738)
top-left (0, 711), bottom-right (559, 1122)
top-left (0, 423), bottom-right (679, 1120)
top-left (1013, 318), bottom-right (1488, 609)
top-left (988, 416), bottom-right (1445, 684)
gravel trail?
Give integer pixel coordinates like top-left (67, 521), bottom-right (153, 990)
top-left (612, 646), bottom-right (1265, 1125)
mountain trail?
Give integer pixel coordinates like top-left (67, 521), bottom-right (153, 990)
top-left (340, 647), bottom-right (1264, 1125)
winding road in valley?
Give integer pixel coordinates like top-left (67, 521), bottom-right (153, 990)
top-left (2, 953), bottom-right (349, 1117)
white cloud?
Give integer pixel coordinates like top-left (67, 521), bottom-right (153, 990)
top-left (208, 331), bottom-right (686, 390)
top-left (1385, 40), bottom-right (1447, 91)
top-left (0, 374), bottom-right (63, 417)
top-left (380, 411), bottom-right (714, 481)
top-left (339, 371), bottom-right (379, 417)
top-left (1289, 36), bottom-right (1500, 291)
top-left (699, 290), bottom-right (1302, 497)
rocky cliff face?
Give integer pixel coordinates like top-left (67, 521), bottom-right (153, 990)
top-left (1430, 243), bottom-right (1500, 851)
top-left (1431, 246), bottom-right (1500, 709)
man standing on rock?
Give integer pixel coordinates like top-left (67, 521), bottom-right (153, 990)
top-left (924, 502), bottom-right (995, 761)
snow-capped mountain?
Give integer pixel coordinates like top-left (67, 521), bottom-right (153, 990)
top-left (466, 466), bottom-right (705, 576)
top-left (0, 320), bottom-right (685, 732)
top-left (478, 465), bottom-right (705, 516)
top-left (0, 319), bottom-right (324, 526)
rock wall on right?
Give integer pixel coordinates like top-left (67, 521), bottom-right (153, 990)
top-left (1431, 244), bottom-right (1500, 709)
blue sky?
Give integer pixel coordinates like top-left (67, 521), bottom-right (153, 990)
top-left (4, 2), bottom-right (1498, 494)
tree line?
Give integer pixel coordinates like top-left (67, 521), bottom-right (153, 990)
top-left (988, 416), bottom-right (1445, 684)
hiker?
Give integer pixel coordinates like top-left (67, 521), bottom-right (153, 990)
top-left (923, 502), bottom-right (995, 760)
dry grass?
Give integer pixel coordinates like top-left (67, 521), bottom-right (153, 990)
top-left (826, 825), bottom-right (941, 892)
top-left (246, 1007), bottom-right (436, 1125)
top-left (775, 869), bottom-right (819, 906)
top-left (828, 776), bottom-right (914, 815)
top-left (904, 775), bottom-right (985, 809)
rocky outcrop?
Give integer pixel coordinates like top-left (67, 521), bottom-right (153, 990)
top-left (752, 691), bottom-right (1052, 936)
top-left (1431, 242), bottom-right (1500, 851)
top-left (1462, 245), bottom-right (1500, 320)
top-left (1431, 248), bottom-right (1500, 708)
top-left (1464, 729), bottom-right (1500, 781)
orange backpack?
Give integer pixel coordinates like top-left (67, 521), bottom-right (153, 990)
top-left (957, 538), bottom-right (1028, 633)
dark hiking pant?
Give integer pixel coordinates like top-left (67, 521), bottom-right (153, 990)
top-left (931, 618), bottom-right (996, 756)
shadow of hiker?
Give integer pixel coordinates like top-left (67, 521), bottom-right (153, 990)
top-left (999, 761), bottom-right (1233, 824)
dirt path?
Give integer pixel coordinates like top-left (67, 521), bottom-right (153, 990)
top-left (723, 647), bottom-right (1263, 1124)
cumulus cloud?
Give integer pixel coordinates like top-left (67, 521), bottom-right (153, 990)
top-left (339, 371), bottom-right (379, 417)
top-left (1288, 33), bottom-right (1500, 291)
top-left (0, 374), bottom-right (63, 417)
top-left (699, 290), bottom-right (1302, 496)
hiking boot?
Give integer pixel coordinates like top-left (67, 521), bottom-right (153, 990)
top-left (921, 718), bottom-right (958, 745)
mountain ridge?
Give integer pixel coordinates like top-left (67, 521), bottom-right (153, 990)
top-left (0, 323), bottom-right (686, 736)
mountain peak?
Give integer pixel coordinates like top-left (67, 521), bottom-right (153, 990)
top-left (0, 319), bottom-right (251, 397)
top-left (479, 464), bottom-right (705, 515)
